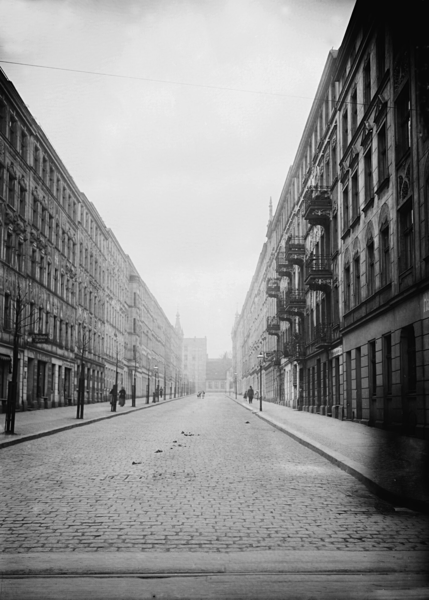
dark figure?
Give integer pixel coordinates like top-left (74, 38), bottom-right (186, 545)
top-left (159, 387), bottom-right (163, 399)
top-left (110, 384), bottom-right (117, 412)
top-left (119, 386), bottom-right (126, 407)
top-left (247, 386), bottom-right (254, 404)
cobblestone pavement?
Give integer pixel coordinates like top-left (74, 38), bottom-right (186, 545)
top-left (2, 394), bottom-right (429, 554)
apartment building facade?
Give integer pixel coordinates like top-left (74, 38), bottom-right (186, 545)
top-left (232, 1), bottom-right (429, 438)
top-left (0, 67), bottom-right (183, 415)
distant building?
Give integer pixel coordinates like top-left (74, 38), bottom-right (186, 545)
top-left (182, 337), bottom-right (207, 393)
top-left (206, 354), bottom-right (232, 394)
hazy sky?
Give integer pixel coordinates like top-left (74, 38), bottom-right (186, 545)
top-left (0, 0), bottom-right (355, 357)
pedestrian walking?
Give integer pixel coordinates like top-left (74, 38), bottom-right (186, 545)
top-left (109, 384), bottom-right (117, 412)
top-left (119, 386), bottom-right (126, 407)
top-left (247, 386), bottom-right (254, 405)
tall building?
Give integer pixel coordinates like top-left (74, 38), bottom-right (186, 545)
top-left (182, 337), bottom-right (207, 393)
top-left (232, 1), bottom-right (429, 439)
top-left (0, 66), bottom-right (184, 417)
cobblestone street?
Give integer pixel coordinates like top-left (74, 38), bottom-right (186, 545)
top-left (2, 394), bottom-right (428, 555)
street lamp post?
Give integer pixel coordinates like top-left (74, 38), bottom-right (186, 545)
top-left (234, 372), bottom-right (237, 399)
top-left (132, 346), bottom-right (137, 407)
top-left (257, 353), bottom-right (264, 412)
top-left (154, 365), bottom-right (158, 402)
top-left (112, 332), bottom-right (118, 412)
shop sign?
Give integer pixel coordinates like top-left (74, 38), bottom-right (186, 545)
top-left (32, 333), bottom-right (50, 343)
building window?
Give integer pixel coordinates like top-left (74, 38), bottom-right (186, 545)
top-left (17, 239), bottom-right (24, 272)
top-left (363, 58), bottom-right (371, 109)
top-left (0, 101), bottom-right (7, 136)
top-left (399, 202), bottom-right (414, 272)
top-left (380, 224), bottom-right (391, 285)
top-left (351, 88), bottom-right (358, 137)
top-left (49, 166), bottom-right (55, 192)
top-left (5, 230), bottom-right (13, 265)
top-left (395, 86), bottom-right (411, 161)
top-left (367, 240), bottom-right (375, 296)
top-left (31, 248), bottom-right (38, 278)
top-left (10, 115), bottom-right (18, 148)
top-left (343, 185), bottom-right (349, 232)
top-left (342, 109), bottom-right (348, 151)
top-left (33, 145), bottom-right (40, 175)
top-left (47, 262), bottom-right (52, 289)
top-left (4, 294), bottom-right (11, 331)
top-left (19, 183), bottom-right (26, 217)
top-left (42, 156), bottom-right (48, 184)
top-left (364, 147), bottom-right (374, 204)
top-left (21, 131), bottom-right (28, 161)
top-left (351, 171), bottom-right (359, 220)
top-left (353, 253), bottom-right (361, 305)
top-left (377, 123), bottom-right (388, 184)
top-left (376, 27), bottom-right (386, 84)
top-left (32, 197), bottom-right (38, 228)
top-left (7, 172), bottom-right (16, 208)
top-left (344, 262), bottom-right (351, 312)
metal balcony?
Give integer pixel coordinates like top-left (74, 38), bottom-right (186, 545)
top-left (283, 290), bottom-right (306, 316)
top-left (266, 277), bottom-right (281, 298)
top-left (303, 187), bottom-right (332, 226)
top-left (314, 323), bottom-right (333, 348)
top-left (283, 337), bottom-right (306, 361)
top-left (266, 315), bottom-right (281, 336)
top-left (304, 255), bottom-right (332, 293)
top-left (285, 236), bottom-right (305, 268)
top-left (275, 252), bottom-right (294, 279)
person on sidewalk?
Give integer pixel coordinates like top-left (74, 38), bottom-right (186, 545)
top-left (118, 386), bottom-right (126, 407)
top-left (109, 385), bottom-right (117, 412)
top-left (247, 386), bottom-right (254, 405)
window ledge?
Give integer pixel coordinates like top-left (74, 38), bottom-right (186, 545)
top-left (362, 195), bottom-right (375, 213)
top-left (375, 176), bottom-right (390, 196)
top-left (341, 227), bottom-right (351, 241)
top-left (350, 214), bottom-right (360, 230)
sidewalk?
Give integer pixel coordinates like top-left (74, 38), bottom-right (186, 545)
top-left (230, 395), bottom-right (429, 513)
top-left (0, 395), bottom-right (186, 449)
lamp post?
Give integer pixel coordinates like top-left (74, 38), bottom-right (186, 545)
top-left (154, 365), bottom-right (158, 402)
top-left (112, 332), bottom-right (118, 412)
top-left (234, 372), bottom-right (237, 399)
top-left (132, 346), bottom-right (137, 407)
top-left (257, 353), bottom-right (263, 412)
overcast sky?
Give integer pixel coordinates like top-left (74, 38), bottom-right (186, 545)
top-left (0, 0), bottom-right (355, 357)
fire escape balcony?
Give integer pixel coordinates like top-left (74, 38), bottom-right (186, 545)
top-left (314, 323), bottom-right (333, 348)
top-left (282, 289), bottom-right (306, 318)
top-left (285, 236), bottom-right (305, 268)
top-left (303, 187), bottom-right (332, 227)
top-left (283, 336), bottom-right (306, 361)
top-left (266, 315), bottom-right (281, 336)
top-left (275, 251), bottom-right (294, 279)
top-left (266, 277), bottom-right (281, 298)
top-left (305, 255), bottom-right (333, 293)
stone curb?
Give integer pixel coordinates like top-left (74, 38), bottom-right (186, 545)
top-left (2, 550), bottom-right (428, 577)
top-left (0, 395), bottom-right (189, 450)
top-left (228, 395), bottom-right (429, 514)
